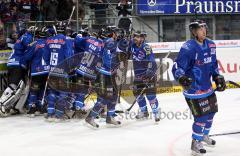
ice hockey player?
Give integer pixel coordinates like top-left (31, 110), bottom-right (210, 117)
top-left (129, 30), bottom-right (160, 122)
top-left (72, 28), bottom-right (104, 117)
top-left (43, 21), bottom-right (73, 121)
top-left (172, 20), bottom-right (226, 155)
top-left (21, 26), bottom-right (49, 117)
top-left (0, 26), bottom-right (37, 116)
top-left (85, 26), bottom-right (129, 128)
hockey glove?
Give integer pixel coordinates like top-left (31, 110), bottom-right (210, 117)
top-left (213, 75), bottom-right (226, 92)
top-left (178, 75), bottom-right (193, 90)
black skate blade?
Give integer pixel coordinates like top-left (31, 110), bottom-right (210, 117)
top-left (155, 118), bottom-right (160, 122)
top-left (84, 121), bottom-right (99, 130)
top-left (202, 142), bottom-right (216, 148)
top-left (135, 117), bottom-right (149, 121)
top-left (191, 150), bottom-right (206, 156)
top-left (106, 123), bottom-right (122, 128)
top-left (106, 120), bottom-right (122, 128)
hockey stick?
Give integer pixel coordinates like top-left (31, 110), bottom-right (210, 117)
top-left (116, 51), bottom-right (171, 114)
top-left (226, 80), bottom-right (240, 88)
top-left (40, 76), bottom-right (48, 106)
top-left (210, 131), bottom-right (240, 137)
top-left (67, 6), bottom-right (76, 27)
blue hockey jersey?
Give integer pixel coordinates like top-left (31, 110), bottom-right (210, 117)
top-left (74, 35), bottom-right (103, 54)
top-left (75, 36), bottom-right (104, 79)
top-left (7, 32), bottom-right (33, 68)
top-left (97, 38), bottom-right (127, 76)
top-left (44, 34), bottom-right (73, 70)
top-left (22, 38), bottom-right (49, 76)
top-left (130, 42), bottom-right (157, 79)
top-left (66, 36), bottom-right (75, 55)
top-left (172, 39), bottom-right (219, 99)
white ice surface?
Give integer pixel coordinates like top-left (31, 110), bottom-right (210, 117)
top-left (0, 89), bottom-right (240, 156)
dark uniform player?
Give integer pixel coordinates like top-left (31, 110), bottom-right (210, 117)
top-left (130, 31), bottom-right (160, 122)
top-left (172, 20), bottom-right (226, 155)
top-left (0, 26), bottom-right (37, 116)
top-left (85, 26), bottom-right (129, 128)
top-left (22, 27), bottom-right (49, 117)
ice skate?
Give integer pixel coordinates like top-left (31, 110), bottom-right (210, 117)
top-left (45, 114), bottom-right (56, 122)
top-left (106, 116), bottom-right (121, 126)
top-left (73, 107), bottom-right (88, 119)
top-left (153, 112), bottom-right (160, 122)
top-left (85, 116), bottom-right (99, 128)
top-left (191, 139), bottom-right (206, 155)
top-left (27, 104), bottom-right (42, 118)
top-left (135, 111), bottom-right (149, 120)
top-left (203, 135), bottom-right (216, 147)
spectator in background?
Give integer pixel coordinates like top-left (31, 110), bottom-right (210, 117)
top-left (30, 0), bottom-right (41, 20)
top-left (17, 0), bottom-right (32, 21)
top-left (57, 0), bottom-right (74, 21)
top-left (43, 0), bottom-right (58, 21)
top-left (0, 0), bottom-right (11, 23)
top-left (78, 0), bottom-right (85, 22)
top-left (0, 19), bottom-right (11, 50)
top-left (72, 0), bottom-right (85, 27)
top-left (116, 0), bottom-right (132, 34)
top-left (90, 0), bottom-right (108, 25)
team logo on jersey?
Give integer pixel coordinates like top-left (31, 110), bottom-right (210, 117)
top-left (147, 0), bottom-right (156, 7)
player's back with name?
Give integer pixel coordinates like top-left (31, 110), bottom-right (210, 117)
top-left (74, 36), bottom-right (104, 80)
top-left (44, 34), bottom-right (73, 69)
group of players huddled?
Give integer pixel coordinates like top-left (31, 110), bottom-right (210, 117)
top-left (0, 21), bottom-right (160, 128)
top-left (0, 19), bottom-right (228, 155)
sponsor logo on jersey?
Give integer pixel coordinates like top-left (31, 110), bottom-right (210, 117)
top-left (204, 57), bottom-right (212, 64)
top-left (86, 38), bottom-right (103, 47)
top-left (49, 44), bottom-right (61, 49)
top-left (78, 64), bottom-right (95, 75)
top-left (47, 39), bottom-right (65, 44)
top-left (36, 44), bottom-right (45, 49)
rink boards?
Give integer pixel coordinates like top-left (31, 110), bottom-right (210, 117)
top-left (0, 40), bottom-right (240, 95)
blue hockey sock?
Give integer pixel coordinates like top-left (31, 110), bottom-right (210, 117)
top-left (204, 113), bottom-right (215, 135)
top-left (89, 98), bottom-right (105, 118)
top-left (74, 94), bottom-right (85, 110)
top-left (192, 115), bottom-right (209, 141)
top-left (137, 95), bottom-right (147, 112)
top-left (47, 93), bottom-right (56, 115)
top-left (146, 94), bottom-right (159, 114)
top-left (27, 93), bottom-right (37, 108)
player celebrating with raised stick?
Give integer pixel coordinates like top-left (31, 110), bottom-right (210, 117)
top-left (172, 20), bottom-right (226, 155)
